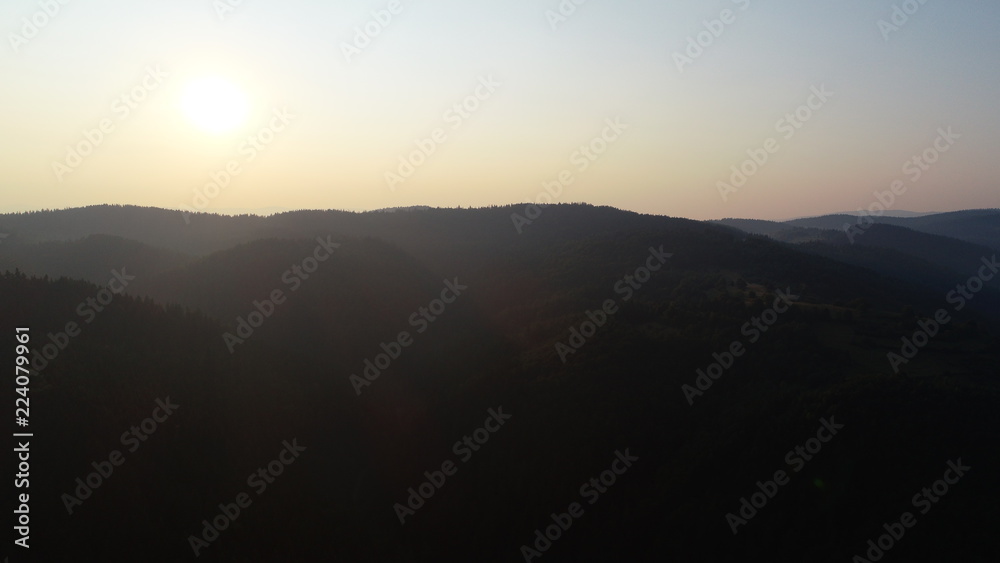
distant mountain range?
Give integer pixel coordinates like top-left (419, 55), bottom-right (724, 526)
top-left (717, 209), bottom-right (1000, 250)
top-left (789, 210), bottom-right (942, 219)
top-left (3, 205), bottom-right (997, 316)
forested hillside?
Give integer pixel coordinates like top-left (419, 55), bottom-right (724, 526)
top-left (2, 205), bottom-right (998, 562)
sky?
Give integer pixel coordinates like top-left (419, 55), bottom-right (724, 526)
top-left (1, 0), bottom-right (998, 220)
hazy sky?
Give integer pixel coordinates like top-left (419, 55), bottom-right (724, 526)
top-left (2, 0), bottom-right (998, 220)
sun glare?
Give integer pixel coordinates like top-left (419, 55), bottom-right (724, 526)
top-left (180, 76), bottom-right (250, 134)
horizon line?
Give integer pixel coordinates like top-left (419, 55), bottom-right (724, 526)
top-left (1, 202), bottom-right (998, 224)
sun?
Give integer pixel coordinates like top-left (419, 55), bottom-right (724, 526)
top-left (180, 76), bottom-right (250, 134)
